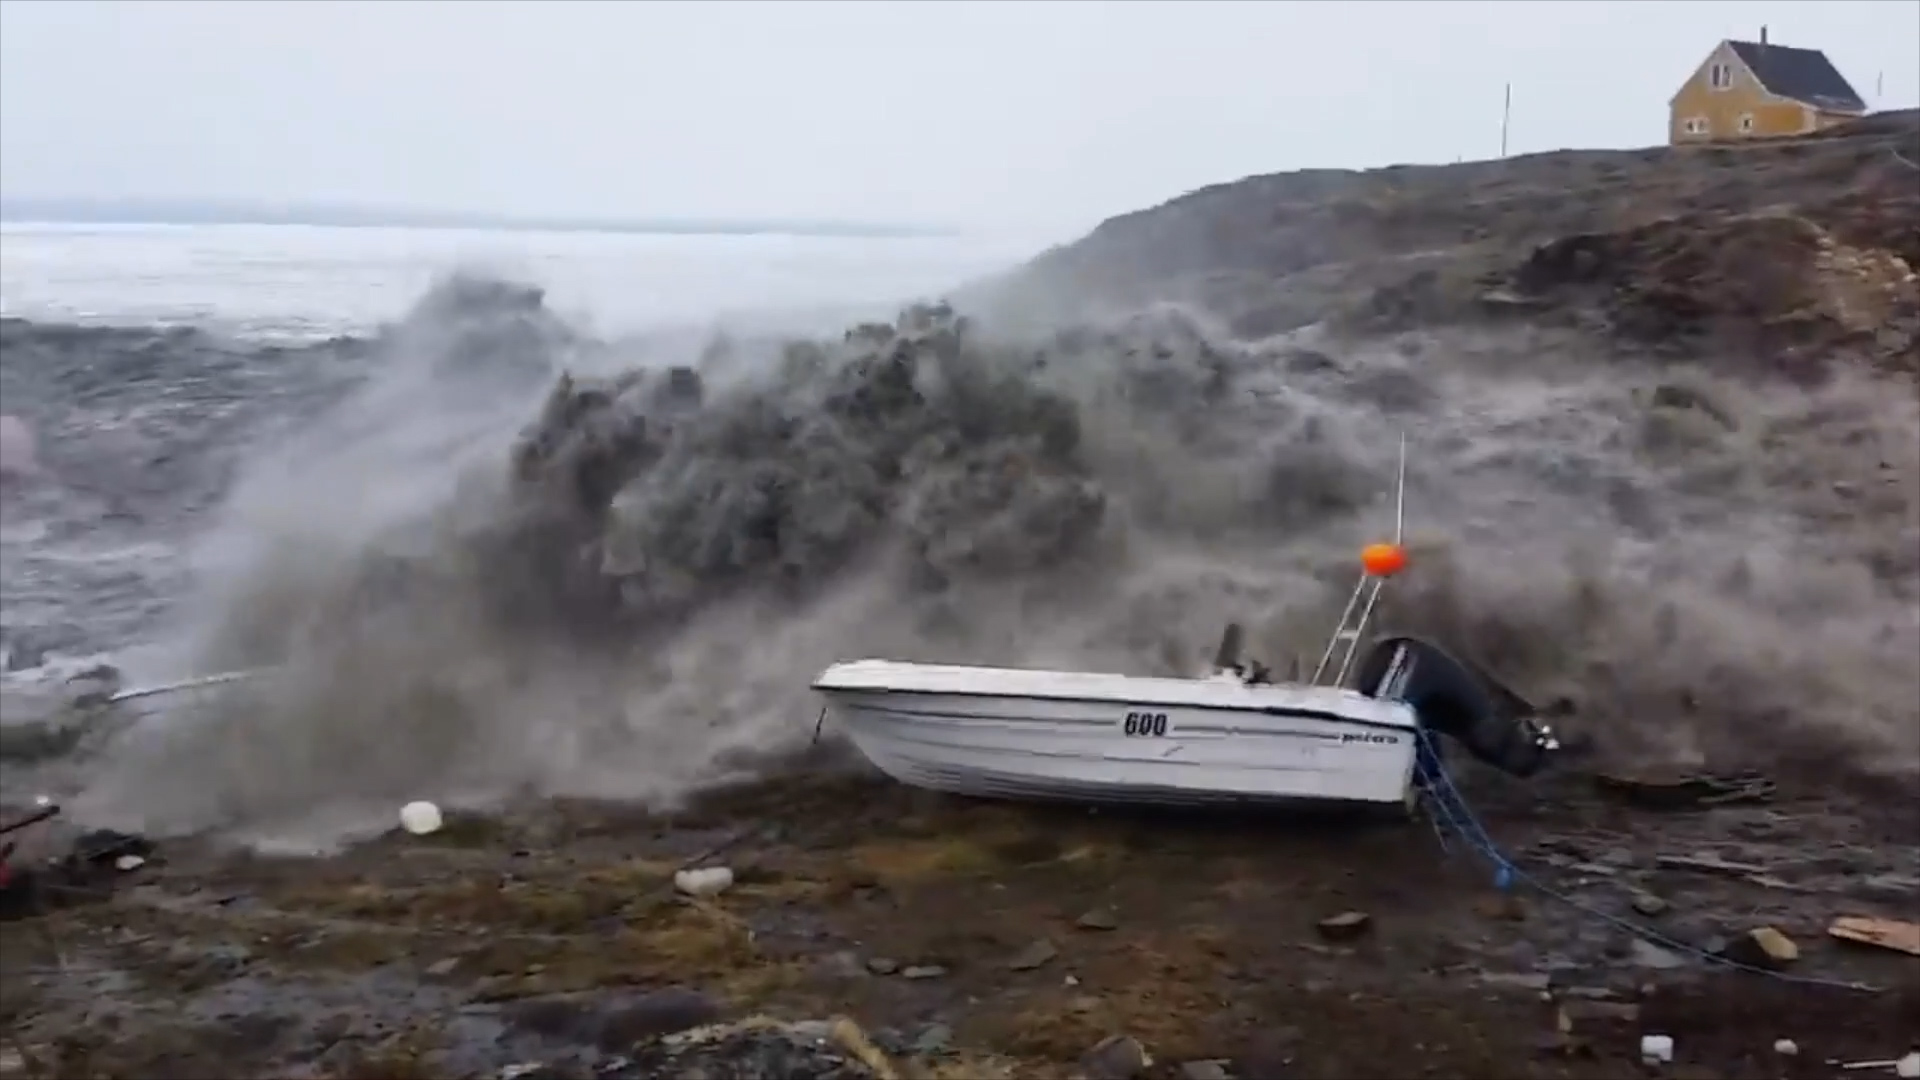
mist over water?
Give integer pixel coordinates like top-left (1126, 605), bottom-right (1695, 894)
top-left (28, 270), bottom-right (1918, 851)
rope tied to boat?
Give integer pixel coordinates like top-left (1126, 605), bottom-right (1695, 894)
top-left (1412, 727), bottom-right (1879, 992)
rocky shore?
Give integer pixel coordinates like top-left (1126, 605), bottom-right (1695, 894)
top-left (3, 763), bottom-right (1917, 1079)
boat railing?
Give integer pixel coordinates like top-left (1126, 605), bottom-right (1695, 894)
top-left (1310, 433), bottom-right (1408, 688)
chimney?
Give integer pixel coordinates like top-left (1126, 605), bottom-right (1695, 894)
top-left (1760, 25), bottom-right (1769, 45)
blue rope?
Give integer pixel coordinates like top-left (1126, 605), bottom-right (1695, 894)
top-left (1411, 728), bottom-right (1878, 992)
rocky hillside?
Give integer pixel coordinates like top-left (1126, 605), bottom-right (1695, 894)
top-left (996, 110), bottom-right (1920, 376)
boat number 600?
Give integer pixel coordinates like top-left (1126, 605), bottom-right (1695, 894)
top-left (1122, 710), bottom-right (1170, 737)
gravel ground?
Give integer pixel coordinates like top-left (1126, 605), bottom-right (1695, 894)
top-left (3, 763), bottom-right (1916, 1079)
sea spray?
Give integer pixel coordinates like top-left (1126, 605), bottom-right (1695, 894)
top-left (55, 278), bottom-right (1920, 850)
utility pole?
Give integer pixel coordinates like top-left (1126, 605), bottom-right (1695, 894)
top-left (1501, 82), bottom-right (1512, 157)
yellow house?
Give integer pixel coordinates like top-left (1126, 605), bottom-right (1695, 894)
top-left (1669, 30), bottom-right (1868, 144)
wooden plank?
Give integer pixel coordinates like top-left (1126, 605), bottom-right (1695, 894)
top-left (1827, 916), bottom-right (1920, 956)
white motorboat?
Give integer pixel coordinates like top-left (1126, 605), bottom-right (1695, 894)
top-left (811, 656), bottom-right (1425, 808)
top-left (811, 632), bottom-right (1558, 810)
top-left (809, 438), bottom-right (1562, 810)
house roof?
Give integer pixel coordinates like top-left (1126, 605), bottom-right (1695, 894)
top-left (1726, 40), bottom-right (1868, 113)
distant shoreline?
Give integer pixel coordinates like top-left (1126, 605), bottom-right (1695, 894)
top-left (0, 198), bottom-right (958, 239)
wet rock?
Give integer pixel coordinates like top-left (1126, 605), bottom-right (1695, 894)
top-left (810, 950), bottom-right (867, 981)
top-left (1236, 1025), bottom-right (1303, 1074)
top-left (1475, 894), bottom-right (1527, 921)
top-left (1281, 348), bottom-right (1340, 374)
top-left (1856, 873), bottom-right (1920, 901)
top-left (303, 1014), bottom-right (354, 1056)
top-left (74, 828), bottom-right (153, 868)
top-left (1478, 288), bottom-right (1551, 312)
top-left (500, 996), bottom-right (607, 1043)
top-left (1630, 939), bottom-right (1686, 969)
top-left (1082, 1034), bottom-right (1152, 1080)
top-left (1559, 999), bottom-right (1641, 1024)
top-left (1559, 985), bottom-right (1632, 1003)
top-left (784, 1020), bottom-right (840, 1045)
top-left (196, 942), bottom-right (253, 976)
top-left (502, 986), bottom-right (722, 1050)
top-left (1802, 846), bottom-right (1876, 873)
top-left (626, 1018), bottom-right (892, 1079)
top-left (1630, 891), bottom-right (1669, 917)
top-left (1535, 1030), bottom-right (1594, 1059)
top-left (1536, 837), bottom-right (1594, 861)
top-left (1007, 938), bottom-right (1059, 971)
top-left (69, 661), bottom-right (122, 684)
top-left (1479, 971), bottom-right (1552, 992)
top-left (1316, 911), bottom-right (1372, 941)
top-left (864, 957), bottom-right (898, 975)
top-left (1076, 908), bottom-right (1120, 931)
top-left (1718, 927), bottom-right (1799, 970)
top-left (865, 1027), bottom-right (911, 1056)
top-left (1649, 382), bottom-right (1736, 428)
top-left (314, 1040), bottom-right (366, 1075)
top-left (901, 964), bottom-right (947, 980)
top-left (64, 664), bottom-right (123, 708)
top-left (1179, 1060), bottom-right (1234, 1080)
top-left (911, 1023), bottom-right (953, 1056)
top-left (1655, 852), bottom-right (1767, 877)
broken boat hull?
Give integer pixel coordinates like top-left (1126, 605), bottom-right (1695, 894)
top-left (812, 659), bottom-right (1422, 808)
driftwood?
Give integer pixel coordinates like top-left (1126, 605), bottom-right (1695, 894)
top-left (1828, 916), bottom-right (1920, 957)
top-left (1592, 769), bottom-right (1775, 809)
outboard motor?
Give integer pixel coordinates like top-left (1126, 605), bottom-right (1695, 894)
top-left (1350, 635), bottom-right (1560, 778)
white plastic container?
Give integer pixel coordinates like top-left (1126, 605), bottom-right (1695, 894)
top-left (399, 800), bottom-right (444, 836)
top-left (674, 866), bottom-right (735, 898)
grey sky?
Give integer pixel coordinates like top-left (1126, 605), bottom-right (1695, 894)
top-left (3, 0), bottom-right (1916, 236)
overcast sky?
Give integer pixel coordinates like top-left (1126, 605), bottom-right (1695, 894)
top-left (3, 0), bottom-right (1916, 236)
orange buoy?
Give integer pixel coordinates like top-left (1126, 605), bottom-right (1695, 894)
top-left (1360, 542), bottom-right (1409, 578)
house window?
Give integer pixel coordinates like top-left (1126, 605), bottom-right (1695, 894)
top-left (1738, 113), bottom-right (1755, 133)
top-left (1684, 117), bottom-right (1710, 136)
top-left (1709, 62), bottom-right (1733, 89)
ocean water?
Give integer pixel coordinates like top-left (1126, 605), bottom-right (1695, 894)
top-left (0, 222), bottom-right (1045, 340)
top-left (0, 221), bottom-right (1042, 697)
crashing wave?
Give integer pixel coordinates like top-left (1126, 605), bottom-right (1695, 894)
top-left (60, 277), bottom-right (1920, 849)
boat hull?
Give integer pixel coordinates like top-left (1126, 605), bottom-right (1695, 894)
top-left (813, 661), bottom-right (1421, 809)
